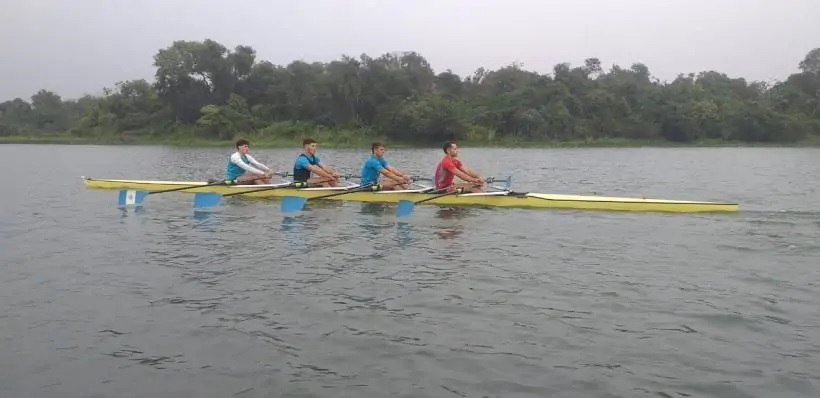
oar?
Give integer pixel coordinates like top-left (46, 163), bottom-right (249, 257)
top-left (281, 183), bottom-right (377, 214)
top-left (395, 175), bottom-right (512, 217)
top-left (117, 175), bottom-right (273, 208)
top-left (488, 175), bottom-right (513, 191)
top-left (395, 188), bottom-right (463, 217)
top-left (408, 176), bottom-right (508, 185)
top-left (192, 176), bottom-right (338, 209)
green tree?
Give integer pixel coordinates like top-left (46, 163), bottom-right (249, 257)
top-left (1, 40), bottom-right (818, 146)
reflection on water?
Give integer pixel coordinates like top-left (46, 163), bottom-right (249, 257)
top-left (356, 204), bottom-right (417, 248)
top-left (118, 205), bottom-right (146, 220)
top-left (358, 202), bottom-right (390, 215)
top-left (357, 222), bottom-right (390, 238)
top-left (280, 215), bottom-right (319, 254)
top-left (432, 207), bottom-right (475, 240)
top-left (301, 199), bottom-right (346, 213)
top-left (4, 145), bottom-right (820, 398)
top-left (192, 210), bottom-right (213, 222)
top-left (434, 227), bottom-right (462, 240)
top-left (435, 207), bottom-right (474, 220)
top-left (192, 210), bottom-right (220, 232)
top-left (394, 221), bottom-right (413, 248)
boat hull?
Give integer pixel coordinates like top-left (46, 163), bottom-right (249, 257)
top-left (81, 177), bottom-right (739, 213)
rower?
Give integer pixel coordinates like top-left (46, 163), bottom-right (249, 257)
top-left (293, 138), bottom-right (340, 187)
top-left (434, 141), bottom-right (484, 193)
top-left (360, 142), bottom-right (411, 190)
top-left (226, 139), bottom-right (273, 184)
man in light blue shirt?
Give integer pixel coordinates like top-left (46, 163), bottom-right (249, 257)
top-left (360, 142), bottom-right (411, 190)
top-left (292, 138), bottom-right (340, 187)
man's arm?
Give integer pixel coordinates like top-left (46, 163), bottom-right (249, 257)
top-left (459, 165), bottom-right (482, 181)
top-left (379, 167), bottom-right (406, 183)
top-left (453, 168), bottom-right (481, 183)
top-left (443, 159), bottom-right (481, 183)
top-left (386, 165), bottom-right (408, 178)
top-left (319, 164), bottom-right (340, 177)
top-left (245, 154), bottom-right (271, 172)
top-left (231, 153), bottom-right (266, 175)
top-left (306, 164), bottom-right (334, 179)
top-left (384, 165), bottom-right (410, 183)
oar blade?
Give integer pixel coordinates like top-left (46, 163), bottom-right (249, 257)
top-left (281, 196), bottom-right (308, 214)
top-left (118, 190), bottom-right (147, 208)
top-left (192, 192), bottom-right (223, 208)
top-left (503, 175), bottom-right (512, 191)
top-left (396, 200), bottom-right (415, 217)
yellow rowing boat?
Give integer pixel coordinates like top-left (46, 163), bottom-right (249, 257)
top-left (81, 176), bottom-right (739, 213)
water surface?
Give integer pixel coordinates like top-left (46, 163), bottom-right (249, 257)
top-left (1, 144), bottom-right (818, 398)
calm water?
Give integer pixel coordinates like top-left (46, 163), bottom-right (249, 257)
top-left (1, 144), bottom-right (819, 398)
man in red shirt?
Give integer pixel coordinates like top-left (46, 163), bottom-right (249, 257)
top-left (433, 141), bottom-right (485, 193)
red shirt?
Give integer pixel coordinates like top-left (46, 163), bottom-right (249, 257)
top-left (434, 156), bottom-right (463, 189)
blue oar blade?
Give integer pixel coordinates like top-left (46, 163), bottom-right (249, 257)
top-left (192, 192), bottom-right (223, 208)
top-left (281, 196), bottom-right (308, 213)
top-left (118, 190), bottom-right (148, 208)
top-left (135, 191), bottom-right (148, 206)
top-left (503, 175), bottom-right (512, 191)
top-left (396, 200), bottom-right (415, 217)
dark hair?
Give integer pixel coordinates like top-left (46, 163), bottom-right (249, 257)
top-left (442, 141), bottom-right (455, 153)
top-left (236, 139), bottom-right (249, 148)
top-left (371, 142), bottom-right (383, 152)
top-left (302, 138), bottom-right (317, 146)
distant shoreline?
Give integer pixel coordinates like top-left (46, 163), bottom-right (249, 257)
top-left (3, 39), bottom-right (818, 153)
top-left (2, 135), bottom-right (818, 149)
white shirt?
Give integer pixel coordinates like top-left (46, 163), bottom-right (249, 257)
top-left (230, 152), bottom-right (270, 175)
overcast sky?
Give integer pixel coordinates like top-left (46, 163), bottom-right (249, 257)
top-left (1, 0), bottom-right (818, 101)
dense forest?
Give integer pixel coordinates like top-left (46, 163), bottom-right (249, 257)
top-left (1, 39), bottom-right (819, 146)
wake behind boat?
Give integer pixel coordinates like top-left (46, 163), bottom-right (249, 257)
top-left (80, 176), bottom-right (739, 213)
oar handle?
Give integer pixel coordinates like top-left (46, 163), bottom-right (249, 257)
top-left (223, 171), bottom-right (291, 181)
top-left (485, 176), bottom-right (511, 183)
top-left (271, 171), bottom-right (354, 181)
top-left (414, 187), bottom-right (464, 205)
top-left (308, 183), bottom-right (378, 200)
top-left (222, 175), bottom-right (340, 197)
top-left (153, 175), bottom-right (271, 194)
top-left (409, 176), bottom-right (510, 183)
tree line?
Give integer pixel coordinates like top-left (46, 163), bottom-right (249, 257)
top-left (1, 39), bottom-right (819, 146)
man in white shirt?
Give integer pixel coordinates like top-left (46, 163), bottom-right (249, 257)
top-left (225, 139), bottom-right (273, 184)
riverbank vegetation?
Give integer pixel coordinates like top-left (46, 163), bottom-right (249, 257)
top-left (1, 39), bottom-right (818, 147)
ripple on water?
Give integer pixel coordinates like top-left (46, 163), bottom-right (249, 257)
top-left (1, 146), bottom-right (820, 398)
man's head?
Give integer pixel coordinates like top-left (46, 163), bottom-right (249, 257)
top-left (236, 139), bottom-right (250, 154)
top-left (302, 138), bottom-right (318, 155)
top-left (442, 141), bottom-right (458, 158)
top-left (371, 142), bottom-right (385, 157)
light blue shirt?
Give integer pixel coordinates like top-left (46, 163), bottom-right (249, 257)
top-left (292, 153), bottom-right (321, 182)
top-left (294, 153), bottom-right (321, 171)
top-left (360, 154), bottom-right (388, 185)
